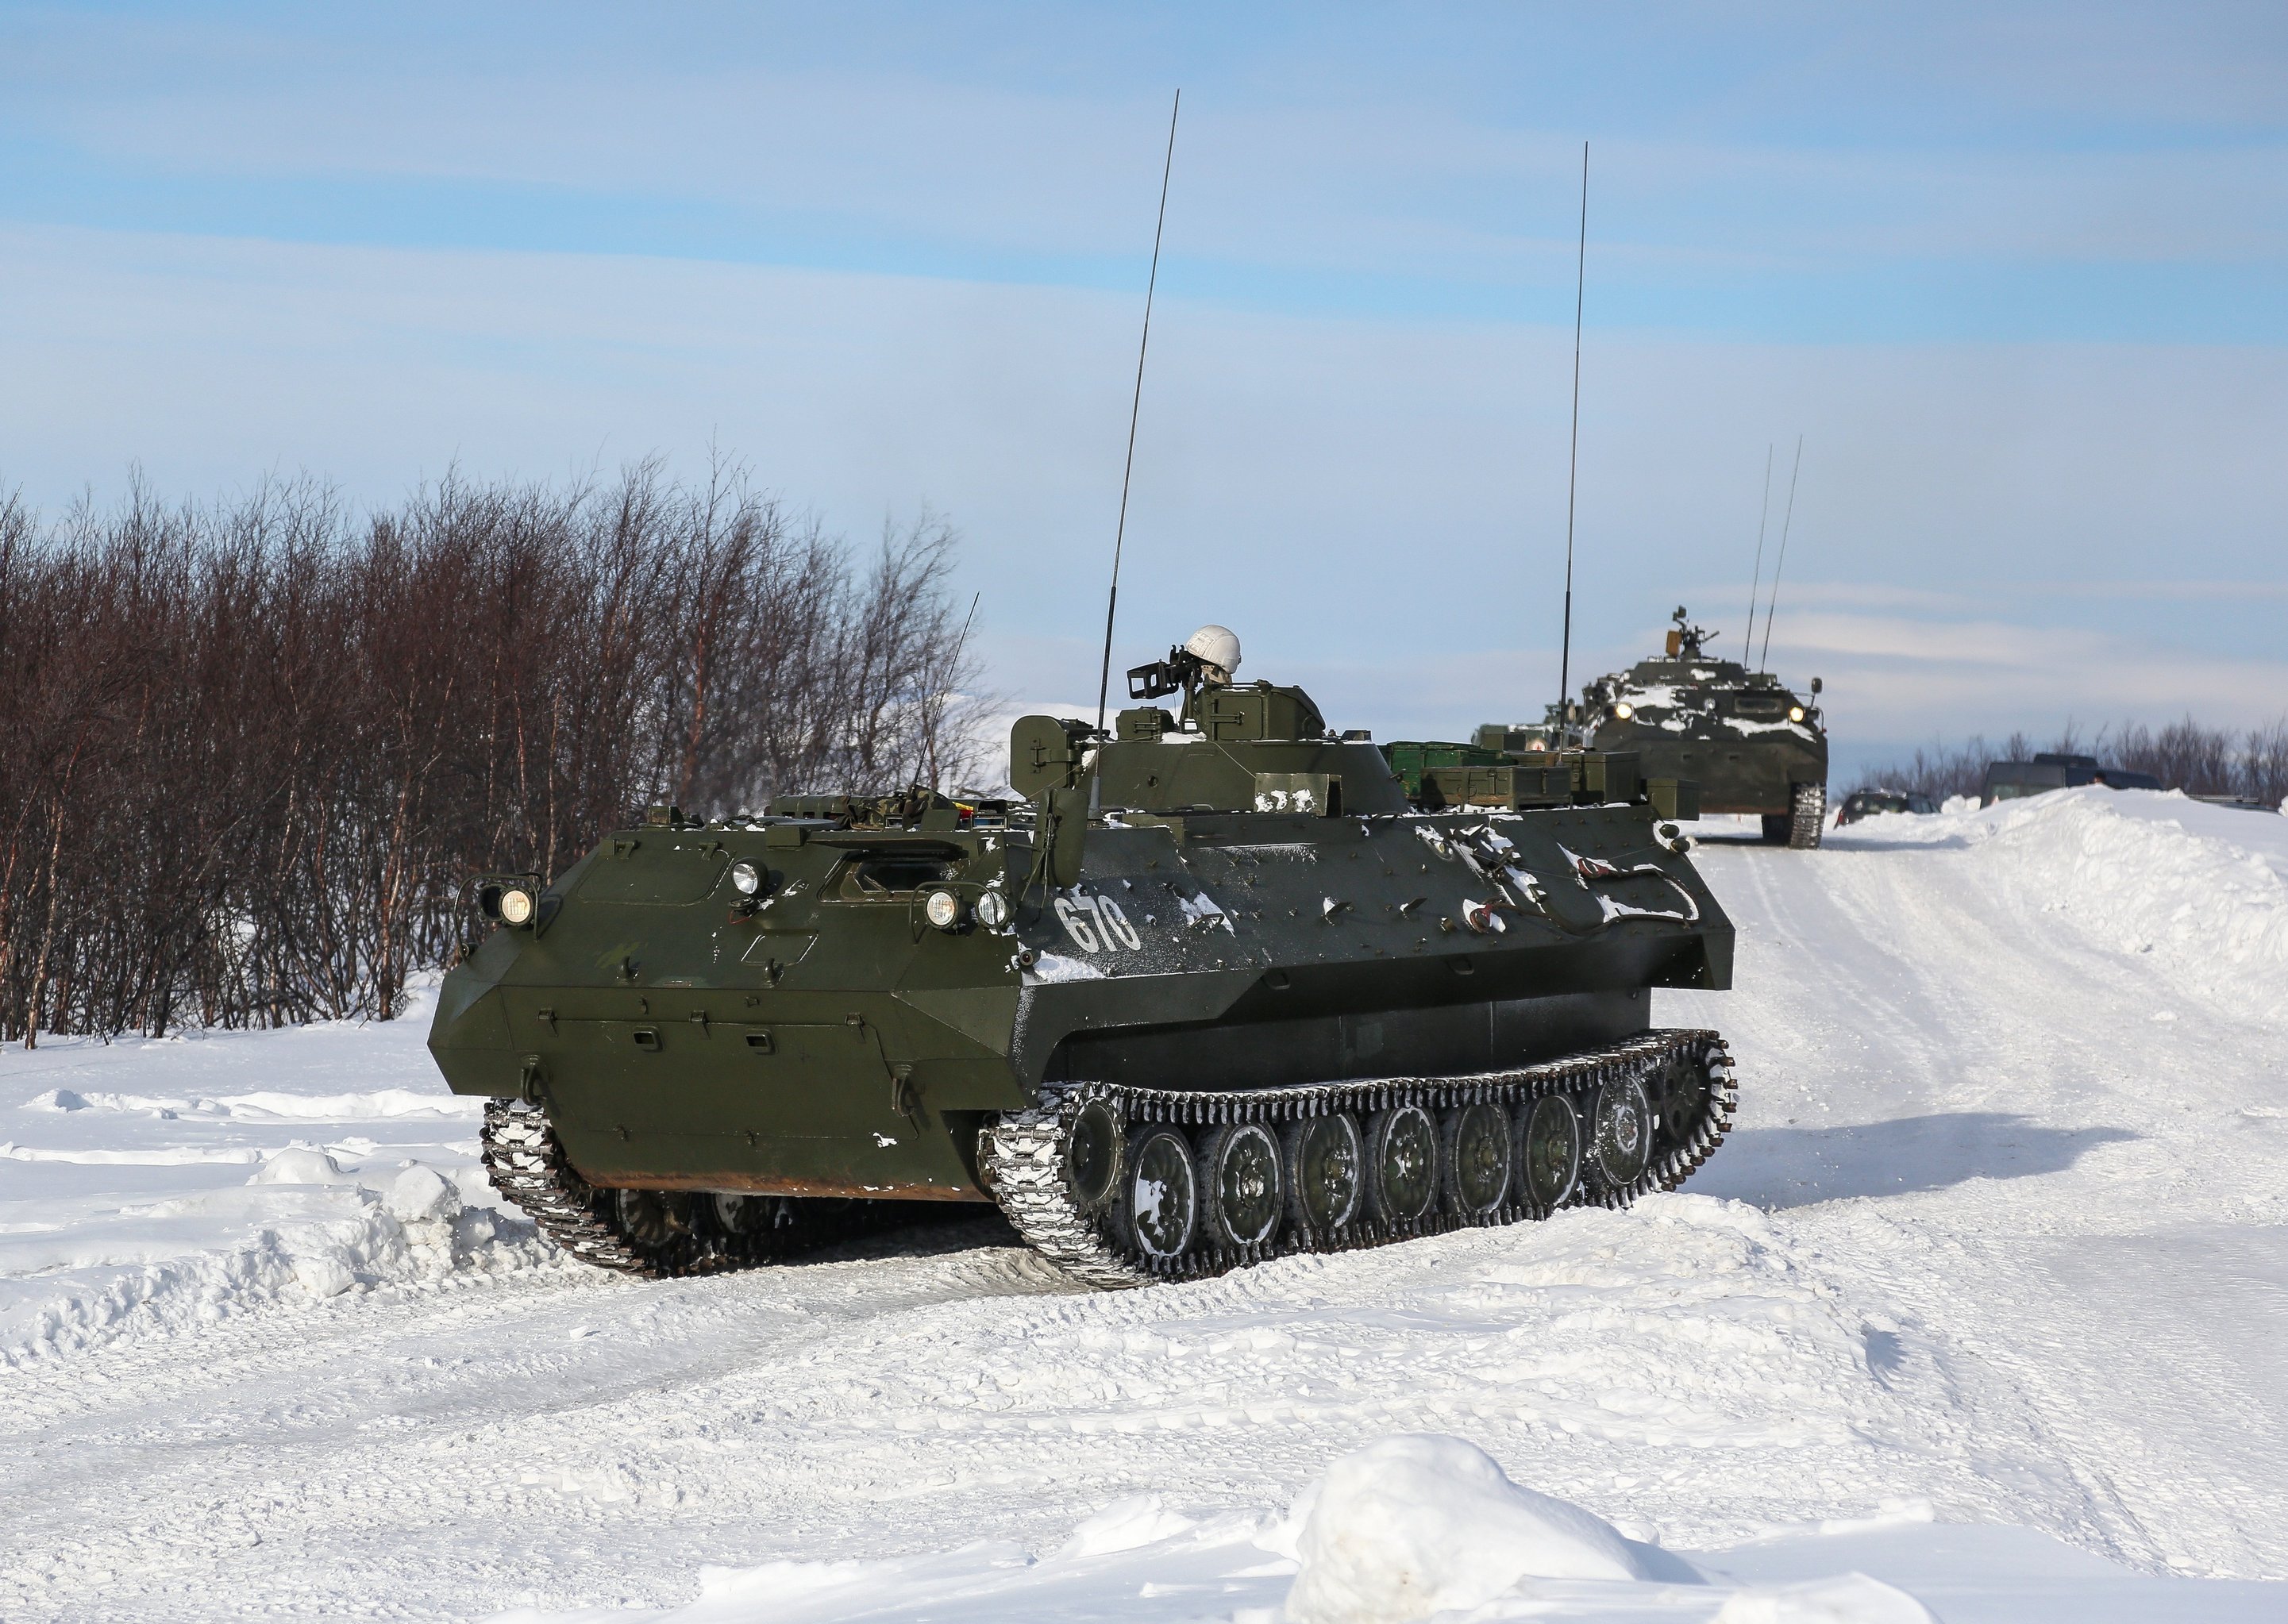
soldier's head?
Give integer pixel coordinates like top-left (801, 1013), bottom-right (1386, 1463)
top-left (1181, 624), bottom-right (1242, 688)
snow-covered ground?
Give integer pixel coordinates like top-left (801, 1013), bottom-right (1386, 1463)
top-left (2, 787), bottom-right (2283, 1622)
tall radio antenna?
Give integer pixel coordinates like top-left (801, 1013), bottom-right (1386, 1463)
top-left (1759, 434), bottom-right (1804, 672)
top-left (1743, 442), bottom-right (1774, 655)
top-left (1555, 140), bottom-right (1589, 735)
top-left (1094, 90), bottom-right (1181, 730)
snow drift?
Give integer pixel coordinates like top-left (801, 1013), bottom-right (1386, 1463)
top-left (0, 1148), bottom-right (553, 1364)
top-left (0, 981), bottom-right (557, 1365)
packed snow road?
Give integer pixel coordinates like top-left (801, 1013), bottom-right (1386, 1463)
top-left (1, 788), bottom-right (2283, 1622)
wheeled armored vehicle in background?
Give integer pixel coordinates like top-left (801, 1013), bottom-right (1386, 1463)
top-left (428, 629), bottom-right (1739, 1287)
top-left (1475, 607), bottom-right (1830, 849)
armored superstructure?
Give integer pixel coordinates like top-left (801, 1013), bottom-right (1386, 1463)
top-left (430, 629), bottom-right (1739, 1287)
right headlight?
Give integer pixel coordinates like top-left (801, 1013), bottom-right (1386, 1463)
top-left (475, 875), bottom-right (541, 929)
top-left (1612, 702), bottom-right (1634, 720)
top-left (730, 860), bottom-right (763, 895)
top-left (923, 888), bottom-right (968, 932)
top-left (973, 890), bottom-right (1010, 929)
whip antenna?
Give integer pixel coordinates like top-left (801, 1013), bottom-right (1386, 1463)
top-left (1094, 90), bottom-right (1181, 730)
top-left (1555, 140), bottom-right (1589, 737)
top-left (1743, 442), bottom-right (1773, 656)
top-left (1760, 434), bottom-right (1804, 671)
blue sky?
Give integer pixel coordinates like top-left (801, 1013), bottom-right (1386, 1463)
top-left (4, 2), bottom-right (2285, 768)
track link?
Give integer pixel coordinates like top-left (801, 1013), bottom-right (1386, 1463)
top-left (980, 1029), bottom-right (1735, 1287)
top-left (480, 1099), bottom-right (884, 1279)
top-left (1790, 783), bottom-right (1828, 849)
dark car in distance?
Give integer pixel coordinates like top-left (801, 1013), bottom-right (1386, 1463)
top-left (1834, 789), bottom-right (1939, 826)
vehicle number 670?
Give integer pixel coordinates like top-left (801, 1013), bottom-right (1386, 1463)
top-left (1053, 892), bottom-right (1142, 953)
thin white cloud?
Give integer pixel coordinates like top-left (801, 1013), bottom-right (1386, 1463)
top-left (2, 221), bottom-right (2282, 753)
top-left (10, 10), bottom-right (2288, 287)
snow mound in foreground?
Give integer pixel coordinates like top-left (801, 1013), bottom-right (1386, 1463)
top-left (491, 1434), bottom-right (2226, 1622)
top-left (1712, 1572), bottom-right (1932, 1623)
top-left (1282, 1434), bottom-right (1689, 1622)
top-left (0, 1152), bottom-right (557, 1366)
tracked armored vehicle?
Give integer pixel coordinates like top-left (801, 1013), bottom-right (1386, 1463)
top-left (1482, 608), bottom-right (1829, 849)
top-left (429, 630), bottom-right (1739, 1287)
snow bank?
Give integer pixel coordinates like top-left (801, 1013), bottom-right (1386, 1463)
top-left (0, 1153), bottom-right (555, 1364)
top-left (1850, 787), bottom-right (2288, 1014)
top-left (1282, 1434), bottom-right (1685, 1622)
top-left (0, 978), bottom-right (557, 1366)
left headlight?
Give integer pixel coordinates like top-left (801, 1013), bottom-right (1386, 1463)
top-left (1613, 702), bottom-right (1634, 720)
top-left (730, 860), bottom-right (763, 895)
top-left (1788, 705), bottom-right (1805, 722)
top-left (923, 887), bottom-right (967, 931)
top-left (498, 887), bottom-right (536, 926)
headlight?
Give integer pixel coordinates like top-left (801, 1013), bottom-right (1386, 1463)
top-left (1788, 705), bottom-right (1805, 722)
top-left (498, 887), bottom-right (535, 926)
top-left (974, 890), bottom-right (1010, 929)
top-left (1613, 702), bottom-right (1634, 720)
top-left (730, 860), bottom-right (763, 895)
top-left (923, 888), bottom-right (967, 931)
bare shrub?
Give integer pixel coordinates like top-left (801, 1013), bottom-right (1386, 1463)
top-left (2107, 717), bottom-right (2236, 797)
top-left (2244, 718), bottom-right (2288, 808)
top-left (0, 460), bottom-right (984, 1041)
top-left (1852, 714), bottom-right (2288, 807)
top-left (1846, 737), bottom-right (1997, 802)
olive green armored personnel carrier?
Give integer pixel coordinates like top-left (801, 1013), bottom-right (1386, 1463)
top-left (429, 629), bottom-right (1739, 1287)
top-left (1479, 608), bottom-right (1828, 849)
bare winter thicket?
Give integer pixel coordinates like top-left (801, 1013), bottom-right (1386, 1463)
top-left (0, 462), bottom-right (984, 1042)
top-left (1852, 716), bottom-right (2288, 806)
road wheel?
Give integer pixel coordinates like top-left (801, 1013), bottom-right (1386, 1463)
top-left (1062, 1098), bottom-right (1123, 1212)
top-left (709, 1192), bottom-right (764, 1235)
top-left (1121, 1126), bottom-right (1199, 1262)
top-left (1283, 1111), bottom-right (1363, 1237)
top-left (613, 1188), bottom-right (688, 1250)
top-left (1650, 1055), bottom-right (1711, 1155)
top-left (1519, 1093), bottom-right (1582, 1208)
top-left (1365, 1103), bottom-right (1439, 1225)
top-left (1198, 1122), bottom-right (1285, 1249)
top-left (1442, 1101), bottom-right (1513, 1217)
top-left (1789, 783), bottom-right (1827, 849)
top-left (1587, 1074), bottom-right (1654, 1191)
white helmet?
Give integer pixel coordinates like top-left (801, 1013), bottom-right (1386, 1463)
top-left (1183, 624), bottom-right (1241, 683)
